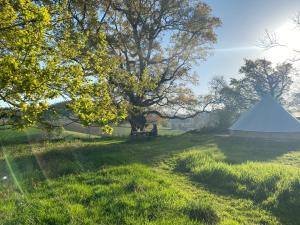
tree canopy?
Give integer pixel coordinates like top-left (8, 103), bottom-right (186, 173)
top-left (99, 0), bottom-right (221, 132)
top-left (0, 0), bottom-right (126, 132)
top-left (238, 59), bottom-right (293, 100)
top-left (0, 0), bottom-right (53, 127)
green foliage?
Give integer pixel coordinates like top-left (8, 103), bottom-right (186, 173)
top-left (42, 126), bottom-right (65, 140)
top-left (0, 0), bottom-right (126, 131)
top-left (51, 24), bottom-right (127, 133)
top-left (239, 59), bottom-right (293, 99)
top-left (0, 0), bottom-right (53, 127)
top-left (0, 127), bottom-right (102, 148)
top-left (99, 0), bottom-right (221, 128)
top-left (204, 76), bottom-right (253, 130)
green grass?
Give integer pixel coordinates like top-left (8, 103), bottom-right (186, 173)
top-left (62, 122), bottom-right (184, 137)
top-left (0, 127), bottom-right (42, 145)
top-left (0, 127), bottom-right (101, 145)
top-left (174, 150), bottom-right (300, 224)
top-left (1, 129), bottom-right (300, 224)
top-left (1, 164), bottom-right (215, 225)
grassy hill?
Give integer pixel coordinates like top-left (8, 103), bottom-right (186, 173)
top-left (1, 129), bottom-right (300, 224)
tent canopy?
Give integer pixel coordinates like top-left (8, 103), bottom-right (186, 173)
top-left (229, 95), bottom-right (300, 133)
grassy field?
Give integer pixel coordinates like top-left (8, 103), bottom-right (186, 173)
top-left (1, 129), bottom-right (300, 224)
top-left (63, 122), bottom-right (184, 137)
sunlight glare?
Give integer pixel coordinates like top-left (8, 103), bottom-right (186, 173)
top-left (3, 151), bottom-right (24, 194)
top-left (265, 21), bottom-right (300, 63)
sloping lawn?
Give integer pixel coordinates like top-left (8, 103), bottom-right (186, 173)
top-left (1, 129), bottom-right (300, 224)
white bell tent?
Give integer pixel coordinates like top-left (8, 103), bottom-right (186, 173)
top-left (229, 95), bottom-right (300, 138)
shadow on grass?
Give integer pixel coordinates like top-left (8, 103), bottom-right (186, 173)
top-left (2, 133), bottom-right (300, 224)
top-left (174, 135), bottom-right (300, 225)
top-left (214, 135), bottom-right (300, 164)
top-left (0, 128), bottom-right (43, 147)
top-left (188, 164), bottom-right (300, 225)
top-left (0, 134), bottom-right (214, 187)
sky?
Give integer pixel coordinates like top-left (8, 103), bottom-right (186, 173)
top-left (194, 0), bottom-right (300, 95)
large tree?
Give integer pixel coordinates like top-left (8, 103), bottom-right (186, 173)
top-left (97, 0), bottom-right (221, 132)
top-left (0, 0), bottom-right (126, 132)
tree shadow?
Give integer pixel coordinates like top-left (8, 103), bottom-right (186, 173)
top-left (0, 134), bottom-right (214, 189)
top-left (214, 135), bottom-right (300, 164)
top-left (2, 133), bottom-right (300, 224)
top-left (183, 135), bottom-right (300, 225)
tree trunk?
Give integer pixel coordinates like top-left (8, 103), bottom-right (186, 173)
top-left (128, 111), bottom-right (147, 135)
top-left (129, 119), bottom-right (138, 135)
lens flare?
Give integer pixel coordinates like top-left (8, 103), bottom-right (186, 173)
top-left (2, 149), bottom-right (24, 194)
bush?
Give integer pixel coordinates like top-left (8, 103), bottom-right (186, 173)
top-left (42, 126), bottom-right (65, 140)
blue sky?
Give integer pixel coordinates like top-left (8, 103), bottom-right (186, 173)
top-left (195, 0), bottom-right (300, 94)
